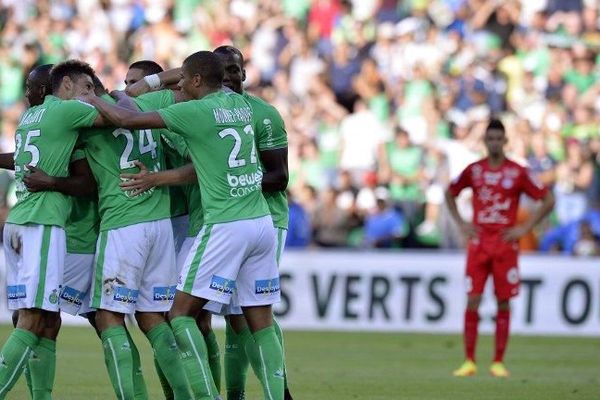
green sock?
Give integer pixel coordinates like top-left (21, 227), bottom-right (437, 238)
top-left (24, 364), bottom-right (33, 399)
top-left (272, 319), bottom-right (289, 392)
top-left (171, 316), bottom-right (218, 400)
top-left (101, 326), bottom-right (135, 400)
top-left (146, 322), bottom-right (193, 399)
top-left (153, 357), bottom-right (174, 400)
top-left (0, 328), bottom-right (39, 399)
top-left (243, 327), bottom-right (262, 384)
top-left (252, 326), bottom-right (284, 400)
top-left (28, 338), bottom-right (56, 400)
top-left (225, 323), bottom-right (249, 400)
top-left (204, 331), bottom-right (221, 392)
top-left (125, 329), bottom-right (148, 400)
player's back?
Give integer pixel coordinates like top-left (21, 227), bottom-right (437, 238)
top-left (10, 95), bottom-right (97, 227)
top-left (158, 89), bottom-right (270, 225)
top-left (81, 94), bottom-right (170, 231)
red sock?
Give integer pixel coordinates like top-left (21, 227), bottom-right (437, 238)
top-left (464, 310), bottom-right (479, 361)
top-left (494, 309), bottom-right (510, 362)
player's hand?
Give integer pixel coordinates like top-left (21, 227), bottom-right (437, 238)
top-left (23, 165), bottom-right (55, 192)
top-left (125, 80), bottom-right (150, 97)
top-left (119, 160), bottom-right (155, 196)
top-left (502, 224), bottom-right (529, 242)
top-left (459, 221), bottom-right (478, 240)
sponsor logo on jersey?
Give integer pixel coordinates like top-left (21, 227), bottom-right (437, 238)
top-left (501, 178), bottom-right (514, 189)
top-left (60, 286), bottom-right (84, 306)
top-left (7, 285), bottom-right (26, 300)
top-left (483, 171), bottom-right (502, 185)
top-left (153, 286), bottom-right (176, 302)
top-left (227, 171), bottom-right (263, 198)
top-left (209, 275), bottom-right (235, 296)
top-left (113, 286), bottom-right (139, 304)
top-left (255, 278), bottom-right (280, 295)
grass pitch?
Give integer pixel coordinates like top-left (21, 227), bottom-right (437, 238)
top-left (0, 325), bottom-right (598, 399)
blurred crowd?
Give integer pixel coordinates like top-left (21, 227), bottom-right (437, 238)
top-left (2, 0), bottom-right (600, 255)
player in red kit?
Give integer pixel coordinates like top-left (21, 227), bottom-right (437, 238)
top-left (445, 119), bottom-right (555, 378)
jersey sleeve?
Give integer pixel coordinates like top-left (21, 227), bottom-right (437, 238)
top-left (61, 99), bottom-right (99, 129)
top-left (256, 106), bottom-right (287, 151)
top-left (160, 129), bottom-right (189, 159)
top-left (448, 164), bottom-right (472, 196)
top-left (70, 148), bottom-right (86, 163)
top-left (134, 90), bottom-right (176, 111)
top-left (520, 167), bottom-right (548, 200)
top-left (157, 101), bottom-right (198, 138)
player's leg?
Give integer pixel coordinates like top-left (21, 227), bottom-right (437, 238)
top-left (170, 222), bottom-right (248, 399)
top-left (237, 216), bottom-right (284, 400)
top-left (489, 244), bottom-right (519, 377)
top-left (0, 225), bottom-right (65, 399)
top-left (223, 312), bottom-right (251, 400)
top-left (136, 219), bottom-right (193, 399)
top-left (454, 242), bottom-right (489, 377)
top-left (196, 309), bottom-right (221, 392)
top-left (273, 228), bottom-right (293, 400)
top-left (90, 229), bottom-right (143, 400)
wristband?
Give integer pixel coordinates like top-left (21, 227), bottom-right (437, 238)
top-left (144, 74), bottom-right (162, 90)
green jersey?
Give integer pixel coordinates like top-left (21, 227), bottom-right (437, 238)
top-left (243, 92), bottom-right (289, 229)
top-left (160, 128), bottom-right (204, 237)
top-left (158, 90), bottom-right (270, 225)
top-left (135, 90), bottom-right (188, 218)
top-left (9, 95), bottom-right (98, 227)
top-left (81, 94), bottom-right (170, 231)
top-left (65, 149), bottom-right (100, 254)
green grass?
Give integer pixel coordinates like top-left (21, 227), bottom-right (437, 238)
top-left (1, 325), bottom-right (599, 399)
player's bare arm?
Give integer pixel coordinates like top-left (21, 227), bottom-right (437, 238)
top-left (259, 147), bottom-right (288, 192)
top-left (502, 191), bottom-right (555, 241)
top-left (24, 158), bottom-right (97, 196)
top-left (0, 152), bottom-right (15, 170)
top-left (119, 160), bottom-right (196, 196)
top-left (444, 188), bottom-right (478, 239)
top-left (125, 67), bottom-right (182, 97)
top-left (81, 94), bottom-right (166, 130)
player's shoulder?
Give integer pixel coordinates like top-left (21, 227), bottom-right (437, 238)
top-left (244, 92), bottom-right (281, 116)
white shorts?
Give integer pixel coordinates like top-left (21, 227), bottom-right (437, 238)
top-left (171, 214), bottom-right (189, 255)
top-left (203, 225), bottom-right (287, 315)
top-left (89, 219), bottom-right (177, 314)
top-left (179, 215), bottom-right (280, 308)
top-left (60, 253), bottom-right (95, 316)
top-left (177, 236), bottom-right (195, 275)
top-left (3, 223), bottom-right (66, 312)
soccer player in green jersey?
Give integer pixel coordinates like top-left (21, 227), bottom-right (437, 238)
top-left (126, 46), bottom-right (293, 400)
top-left (82, 51), bottom-right (284, 400)
top-left (0, 60), bottom-right (101, 399)
top-left (80, 76), bottom-right (193, 400)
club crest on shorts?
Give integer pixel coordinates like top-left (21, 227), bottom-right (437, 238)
top-left (48, 289), bottom-right (59, 305)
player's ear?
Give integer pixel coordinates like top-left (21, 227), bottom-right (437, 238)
top-left (242, 68), bottom-right (246, 82)
top-left (62, 76), bottom-right (73, 92)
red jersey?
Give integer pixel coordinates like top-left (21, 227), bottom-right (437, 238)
top-left (449, 158), bottom-right (548, 234)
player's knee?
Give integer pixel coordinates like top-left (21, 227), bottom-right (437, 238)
top-left (196, 311), bottom-right (212, 336)
top-left (466, 296), bottom-right (482, 310)
top-left (16, 309), bottom-right (45, 336)
top-left (135, 311), bottom-right (166, 334)
top-left (42, 312), bottom-right (62, 340)
top-left (11, 310), bottom-right (19, 328)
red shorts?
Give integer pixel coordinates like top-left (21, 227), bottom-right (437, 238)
top-left (465, 237), bottom-right (520, 300)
